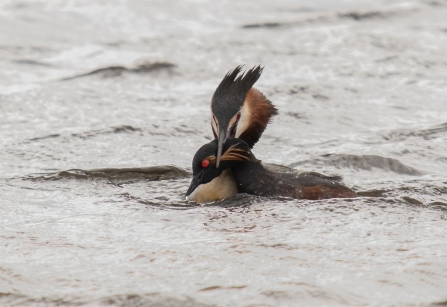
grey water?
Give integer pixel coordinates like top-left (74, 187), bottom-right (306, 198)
top-left (1, 0), bottom-right (447, 306)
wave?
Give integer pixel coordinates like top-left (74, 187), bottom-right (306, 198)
top-left (241, 8), bottom-right (414, 29)
top-left (25, 165), bottom-right (189, 182)
top-left (60, 61), bottom-right (176, 81)
top-left (382, 122), bottom-right (447, 142)
top-left (26, 125), bottom-right (141, 143)
top-left (290, 154), bottom-right (423, 175)
top-left (0, 292), bottom-right (212, 307)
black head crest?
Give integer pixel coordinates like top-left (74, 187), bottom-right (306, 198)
top-left (211, 65), bottom-right (264, 119)
top-left (214, 65), bottom-right (263, 98)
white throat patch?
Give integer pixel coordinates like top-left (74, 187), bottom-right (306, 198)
top-left (235, 103), bottom-right (250, 138)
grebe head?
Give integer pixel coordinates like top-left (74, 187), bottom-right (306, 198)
top-left (211, 65), bottom-right (264, 168)
top-left (186, 138), bottom-right (251, 199)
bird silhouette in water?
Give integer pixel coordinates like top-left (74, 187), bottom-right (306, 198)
top-left (186, 138), bottom-right (357, 202)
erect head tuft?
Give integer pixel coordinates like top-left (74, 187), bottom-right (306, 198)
top-left (213, 65), bottom-right (263, 102)
top-left (211, 65), bottom-right (264, 167)
top-left (211, 65), bottom-right (264, 120)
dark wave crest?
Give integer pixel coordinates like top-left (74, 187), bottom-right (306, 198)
top-left (290, 154), bottom-right (423, 175)
top-left (25, 165), bottom-right (189, 182)
top-left (61, 61), bottom-right (176, 81)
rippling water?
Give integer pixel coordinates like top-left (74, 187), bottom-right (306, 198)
top-left (1, 0), bottom-right (447, 306)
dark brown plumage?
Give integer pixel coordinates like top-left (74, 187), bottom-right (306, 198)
top-left (238, 88), bottom-right (278, 149)
top-left (186, 139), bottom-right (357, 203)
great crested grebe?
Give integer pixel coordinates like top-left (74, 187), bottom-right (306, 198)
top-left (211, 65), bottom-right (277, 167)
top-left (186, 139), bottom-right (357, 203)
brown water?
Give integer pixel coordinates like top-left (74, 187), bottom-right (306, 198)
top-left (1, 0), bottom-right (447, 306)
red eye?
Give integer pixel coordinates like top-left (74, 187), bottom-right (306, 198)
top-left (202, 159), bottom-right (210, 168)
top-left (236, 112), bottom-right (241, 120)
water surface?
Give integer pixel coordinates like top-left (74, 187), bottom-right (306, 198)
top-left (1, 0), bottom-right (447, 306)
